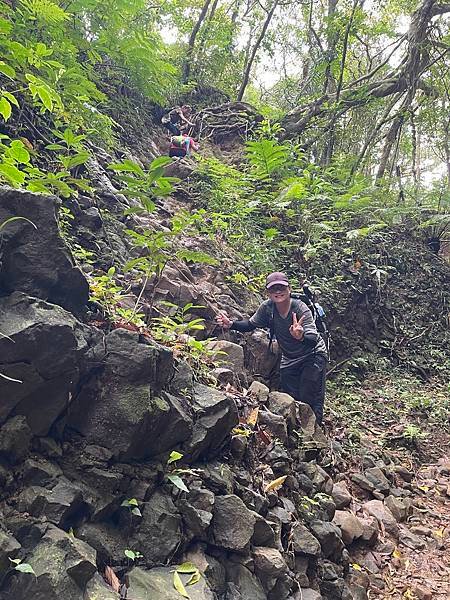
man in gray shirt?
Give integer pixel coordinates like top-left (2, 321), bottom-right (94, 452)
top-left (216, 272), bottom-right (328, 425)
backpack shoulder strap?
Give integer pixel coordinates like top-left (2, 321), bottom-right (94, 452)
top-left (268, 300), bottom-right (275, 352)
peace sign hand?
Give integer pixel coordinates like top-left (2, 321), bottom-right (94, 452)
top-left (289, 312), bottom-right (305, 340)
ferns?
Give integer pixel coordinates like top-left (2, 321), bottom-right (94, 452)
top-left (245, 138), bottom-right (291, 180)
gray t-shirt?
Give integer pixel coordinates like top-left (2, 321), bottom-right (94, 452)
top-left (249, 298), bottom-right (328, 368)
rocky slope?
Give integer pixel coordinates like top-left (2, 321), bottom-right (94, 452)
top-left (0, 104), bottom-right (449, 600)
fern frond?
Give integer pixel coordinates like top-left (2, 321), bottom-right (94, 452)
top-left (245, 139), bottom-right (290, 180)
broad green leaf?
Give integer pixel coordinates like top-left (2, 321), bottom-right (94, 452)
top-left (168, 450), bottom-right (183, 464)
top-left (0, 18), bottom-right (12, 35)
top-left (2, 91), bottom-right (19, 107)
top-left (0, 61), bottom-right (16, 79)
top-left (36, 86), bottom-right (53, 112)
top-left (108, 160), bottom-right (145, 176)
top-left (0, 163), bottom-right (26, 185)
top-left (9, 141), bottom-right (30, 164)
top-left (131, 507), bottom-right (142, 517)
top-left (167, 474), bottom-right (189, 492)
top-left (124, 549), bottom-right (136, 560)
top-left (173, 571), bottom-right (190, 598)
top-left (149, 156), bottom-right (172, 170)
top-left (0, 97), bottom-right (11, 121)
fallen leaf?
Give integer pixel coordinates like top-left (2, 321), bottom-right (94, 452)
top-left (104, 565), bottom-right (120, 592)
top-left (247, 407), bottom-right (259, 427)
top-left (173, 571), bottom-right (190, 598)
top-left (187, 571), bottom-right (201, 585)
top-left (264, 475), bottom-right (287, 493)
top-left (176, 562), bottom-right (198, 574)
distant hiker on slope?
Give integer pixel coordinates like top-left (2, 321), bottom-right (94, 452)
top-left (169, 134), bottom-right (199, 158)
top-left (216, 271), bottom-right (328, 425)
top-left (161, 105), bottom-right (194, 136)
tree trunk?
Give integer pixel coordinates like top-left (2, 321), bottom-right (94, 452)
top-left (236, 0), bottom-right (279, 101)
top-left (182, 0), bottom-right (213, 84)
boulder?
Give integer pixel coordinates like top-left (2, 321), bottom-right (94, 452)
top-left (22, 458), bottom-right (63, 486)
top-left (225, 562), bottom-right (267, 600)
top-left (127, 566), bottom-right (216, 600)
top-left (179, 488), bottom-right (215, 537)
top-left (384, 495), bottom-right (411, 522)
top-left (0, 531), bottom-right (21, 584)
top-left (291, 524), bottom-right (321, 557)
top-left (17, 480), bottom-right (86, 529)
top-left (77, 522), bottom-right (127, 564)
top-left (248, 381), bottom-right (270, 403)
top-left (207, 340), bottom-right (246, 382)
top-left (332, 511), bottom-right (364, 546)
top-left (309, 521), bottom-right (344, 560)
top-left (362, 500), bottom-right (398, 536)
top-left (184, 384), bottom-right (238, 461)
top-left (364, 468), bottom-right (391, 494)
top-left (84, 574), bottom-right (120, 599)
top-left (295, 590), bottom-right (322, 600)
top-left (4, 526), bottom-right (97, 599)
top-left (331, 482), bottom-right (352, 509)
top-left (267, 392), bottom-right (297, 430)
top-left (132, 491), bottom-right (182, 565)
top-left (211, 495), bottom-right (256, 551)
top-left (0, 293), bottom-right (92, 434)
top-left (258, 410), bottom-right (288, 445)
top-left (0, 416), bottom-right (32, 464)
top-left (253, 547), bottom-right (287, 577)
top-left (67, 329), bottom-right (192, 460)
top-left (0, 188), bottom-right (89, 312)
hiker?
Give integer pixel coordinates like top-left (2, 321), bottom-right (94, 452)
top-left (216, 271), bottom-right (328, 425)
top-left (161, 105), bottom-right (194, 136)
top-left (169, 134), bottom-right (199, 158)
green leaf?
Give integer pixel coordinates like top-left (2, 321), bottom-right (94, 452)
top-left (176, 562), bottom-right (198, 574)
top-left (167, 474), bottom-right (189, 492)
top-left (2, 91), bottom-right (19, 107)
top-left (15, 563), bottom-right (35, 575)
top-left (0, 97), bottom-right (11, 121)
top-left (131, 507), bottom-right (142, 517)
top-left (168, 450), bottom-right (183, 464)
top-left (45, 143), bottom-right (66, 151)
top-left (9, 141), bottom-right (30, 164)
top-left (36, 86), bottom-right (53, 112)
top-left (0, 163), bottom-right (26, 186)
top-left (149, 156), bottom-right (173, 171)
top-left (108, 160), bottom-right (145, 176)
top-left (60, 151), bottom-right (90, 169)
top-left (173, 571), bottom-right (190, 598)
top-left (124, 549), bottom-right (136, 560)
top-left (0, 61), bottom-right (16, 79)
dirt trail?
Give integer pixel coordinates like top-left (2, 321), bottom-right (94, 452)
top-left (370, 457), bottom-right (450, 600)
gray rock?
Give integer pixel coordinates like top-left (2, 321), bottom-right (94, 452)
top-left (331, 482), bottom-right (352, 509)
top-left (300, 463), bottom-right (333, 495)
top-left (332, 511), bottom-right (363, 546)
top-left (207, 340), bottom-right (246, 383)
top-left (17, 480), bottom-right (86, 528)
top-left (351, 473), bottom-right (375, 493)
top-left (211, 495), bottom-right (256, 551)
top-left (293, 556), bottom-right (309, 587)
top-left (253, 547), bottom-right (287, 577)
top-left (84, 573), bottom-right (120, 599)
top-left (0, 416), bottom-right (32, 464)
top-left (77, 522), bottom-right (127, 564)
top-left (0, 531), bottom-right (21, 584)
top-left (363, 500), bottom-right (398, 536)
top-left (391, 465), bottom-right (413, 482)
top-left (398, 526), bottom-right (426, 550)
top-left (127, 566), bottom-right (216, 599)
top-left (225, 562), bottom-right (267, 600)
top-left (202, 462), bottom-right (234, 494)
top-left (248, 381), bottom-right (270, 403)
top-left (22, 458), bottom-right (63, 486)
top-left (309, 521), bottom-right (344, 559)
top-left (358, 517), bottom-right (379, 547)
top-left (179, 488), bottom-right (214, 537)
top-left (184, 384), bottom-right (238, 461)
top-left (5, 526), bottom-right (96, 599)
top-left (291, 524), bottom-right (321, 556)
top-left (133, 490), bottom-right (181, 565)
top-left (384, 495), bottom-right (411, 522)
top-left (68, 329), bottom-right (192, 460)
top-left (267, 392), bottom-right (297, 430)
top-left (295, 590), bottom-right (322, 600)
top-left (230, 435), bottom-right (247, 461)
top-left (252, 515), bottom-right (277, 547)
top-left (0, 293), bottom-right (92, 435)
top-left (258, 410), bottom-right (288, 444)
top-left (364, 468), bottom-right (390, 494)
top-left (0, 188), bottom-right (89, 312)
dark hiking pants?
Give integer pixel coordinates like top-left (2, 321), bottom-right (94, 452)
top-left (280, 354), bottom-right (327, 425)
